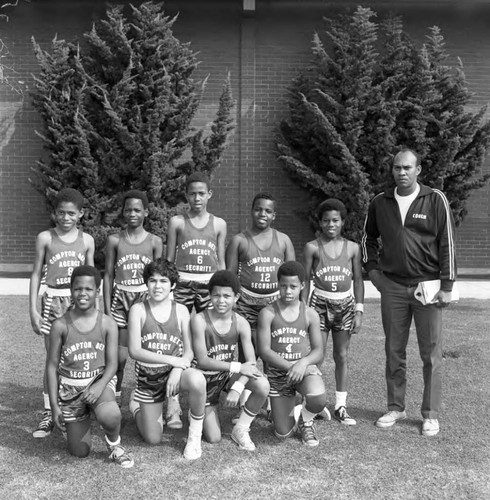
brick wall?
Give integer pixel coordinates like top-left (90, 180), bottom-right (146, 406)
top-left (1, 0), bottom-right (489, 270)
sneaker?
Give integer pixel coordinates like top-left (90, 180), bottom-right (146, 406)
top-left (183, 434), bottom-right (202, 460)
top-left (314, 406), bottom-right (332, 421)
top-left (422, 418), bottom-right (439, 437)
top-left (298, 416), bottom-right (319, 447)
top-left (334, 406), bottom-right (356, 426)
top-left (375, 410), bottom-right (407, 428)
top-left (33, 411), bottom-right (54, 438)
top-left (107, 443), bottom-right (134, 468)
top-left (166, 398), bottom-right (183, 430)
top-left (231, 425), bottom-right (256, 451)
top-left (128, 390), bottom-right (140, 418)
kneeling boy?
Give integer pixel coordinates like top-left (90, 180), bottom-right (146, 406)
top-left (127, 258), bottom-right (206, 460)
top-left (257, 261), bottom-right (327, 447)
top-left (47, 265), bottom-right (133, 468)
top-left (191, 270), bottom-right (270, 452)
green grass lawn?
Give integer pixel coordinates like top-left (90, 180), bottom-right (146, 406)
top-left (1, 296), bottom-right (489, 499)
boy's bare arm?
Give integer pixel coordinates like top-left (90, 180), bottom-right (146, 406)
top-left (225, 234), bottom-right (244, 274)
top-left (282, 233), bottom-right (296, 261)
top-left (152, 234), bottom-right (164, 260)
top-left (215, 217), bottom-right (227, 270)
top-left (103, 234), bottom-right (118, 315)
top-left (165, 216), bottom-right (182, 262)
top-left (302, 241), bottom-right (317, 304)
top-left (82, 315), bottom-right (118, 405)
top-left (46, 319), bottom-right (64, 429)
top-left (350, 242), bottom-right (364, 334)
top-left (256, 307), bottom-right (292, 372)
top-left (83, 233), bottom-right (95, 266)
top-left (29, 231), bottom-right (49, 334)
top-left (177, 303), bottom-right (193, 364)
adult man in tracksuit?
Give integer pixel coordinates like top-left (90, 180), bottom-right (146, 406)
top-left (362, 147), bottom-right (456, 437)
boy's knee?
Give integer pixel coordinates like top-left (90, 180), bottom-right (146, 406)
top-left (305, 392), bottom-right (327, 413)
top-left (68, 442), bottom-right (91, 458)
top-left (250, 376), bottom-right (270, 397)
top-left (142, 431), bottom-right (162, 445)
top-left (333, 349), bottom-right (348, 365)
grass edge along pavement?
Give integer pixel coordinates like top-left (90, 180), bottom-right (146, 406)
top-left (1, 295), bottom-right (489, 499)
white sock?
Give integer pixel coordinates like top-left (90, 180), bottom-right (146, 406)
top-left (235, 405), bottom-right (256, 429)
top-left (188, 412), bottom-right (204, 437)
top-left (301, 402), bottom-right (317, 424)
top-left (335, 391), bottom-right (347, 410)
top-left (105, 435), bottom-right (121, 447)
top-left (43, 393), bottom-right (51, 411)
top-left (239, 389), bottom-right (251, 407)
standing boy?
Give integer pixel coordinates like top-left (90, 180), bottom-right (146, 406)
top-left (226, 192), bottom-right (295, 338)
top-left (47, 265), bottom-right (134, 468)
top-left (104, 190), bottom-right (163, 405)
top-left (257, 261), bottom-right (327, 447)
top-left (191, 270), bottom-right (270, 452)
top-left (362, 147), bottom-right (456, 437)
top-left (166, 172), bottom-right (227, 426)
top-left (30, 188), bottom-right (95, 438)
top-left (127, 259), bottom-right (207, 461)
top-left (302, 199), bottom-right (364, 425)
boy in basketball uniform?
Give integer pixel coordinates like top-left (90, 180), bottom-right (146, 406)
top-left (104, 190), bottom-right (163, 405)
top-left (191, 270), bottom-right (270, 452)
top-left (302, 199), bottom-right (364, 425)
top-left (47, 265), bottom-right (134, 468)
top-left (127, 259), bottom-right (207, 461)
top-left (30, 188), bottom-right (95, 438)
top-left (166, 172), bottom-right (227, 426)
top-left (226, 192), bottom-right (295, 340)
top-left (257, 261), bottom-right (327, 447)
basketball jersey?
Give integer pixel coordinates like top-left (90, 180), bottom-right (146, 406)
top-left (45, 229), bottom-right (86, 289)
top-left (204, 309), bottom-right (238, 363)
top-left (312, 239), bottom-right (353, 293)
top-left (237, 229), bottom-right (284, 294)
top-left (59, 312), bottom-right (105, 380)
top-left (175, 214), bottom-right (218, 277)
top-left (136, 300), bottom-right (183, 370)
top-left (114, 232), bottom-right (154, 288)
top-left (268, 301), bottom-right (311, 366)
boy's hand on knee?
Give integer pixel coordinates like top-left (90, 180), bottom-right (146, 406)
top-left (240, 362), bottom-right (262, 379)
top-left (166, 369), bottom-right (182, 397)
top-left (82, 381), bottom-right (104, 405)
top-left (287, 360), bottom-right (308, 384)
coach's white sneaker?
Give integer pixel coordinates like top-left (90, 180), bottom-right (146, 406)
top-left (375, 410), bottom-right (407, 428)
top-left (422, 418), bottom-right (439, 437)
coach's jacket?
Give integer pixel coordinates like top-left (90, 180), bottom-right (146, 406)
top-left (361, 183), bottom-right (457, 292)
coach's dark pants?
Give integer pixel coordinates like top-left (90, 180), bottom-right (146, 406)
top-left (379, 274), bottom-right (443, 419)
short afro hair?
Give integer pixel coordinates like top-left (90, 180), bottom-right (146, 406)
top-left (143, 258), bottom-right (179, 286)
top-left (251, 192), bottom-right (276, 210)
top-left (122, 190), bottom-right (149, 209)
top-left (277, 261), bottom-right (306, 283)
top-left (317, 199), bottom-right (347, 220)
top-left (55, 188), bottom-right (84, 211)
top-left (70, 265), bottom-right (102, 289)
top-left (186, 172), bottom-right (211, 191)
top-left (208, 270), bottom-right (240, 295)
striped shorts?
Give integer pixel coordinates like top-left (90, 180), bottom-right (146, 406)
top-left (309, 291), bottom-right (355, 335)
top-left (110, 286), bottom-right (148, 328)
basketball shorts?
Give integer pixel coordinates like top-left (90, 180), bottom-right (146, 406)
top-left (110, 286), bottom-right (148, 328)
top-left (59, 374), bottom-right (117, 423)
top-left (41, 293), bottom-right (73, 336)
top-left (309, 291), bottom-right (355, 335)
top-left (235, 289), bottom-right (279, 330)
top-left (133, 364), bottom-right (173, 405)
top-left (203, 371), bottom-right (232, 406)
top-left (173, 279), bottom-right (210, 313)
top-left (267, 366), bottom-right (300, 398)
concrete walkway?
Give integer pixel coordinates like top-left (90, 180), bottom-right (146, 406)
top-left (1, 278), bottom-right (489, 299)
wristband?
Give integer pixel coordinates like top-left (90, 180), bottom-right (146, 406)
top-left (230, 381), bottom-right (245, 396)
top-left (229, 361), bottom-right (242, 374)
top-left (355, 303), bottom-right (364, 313)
